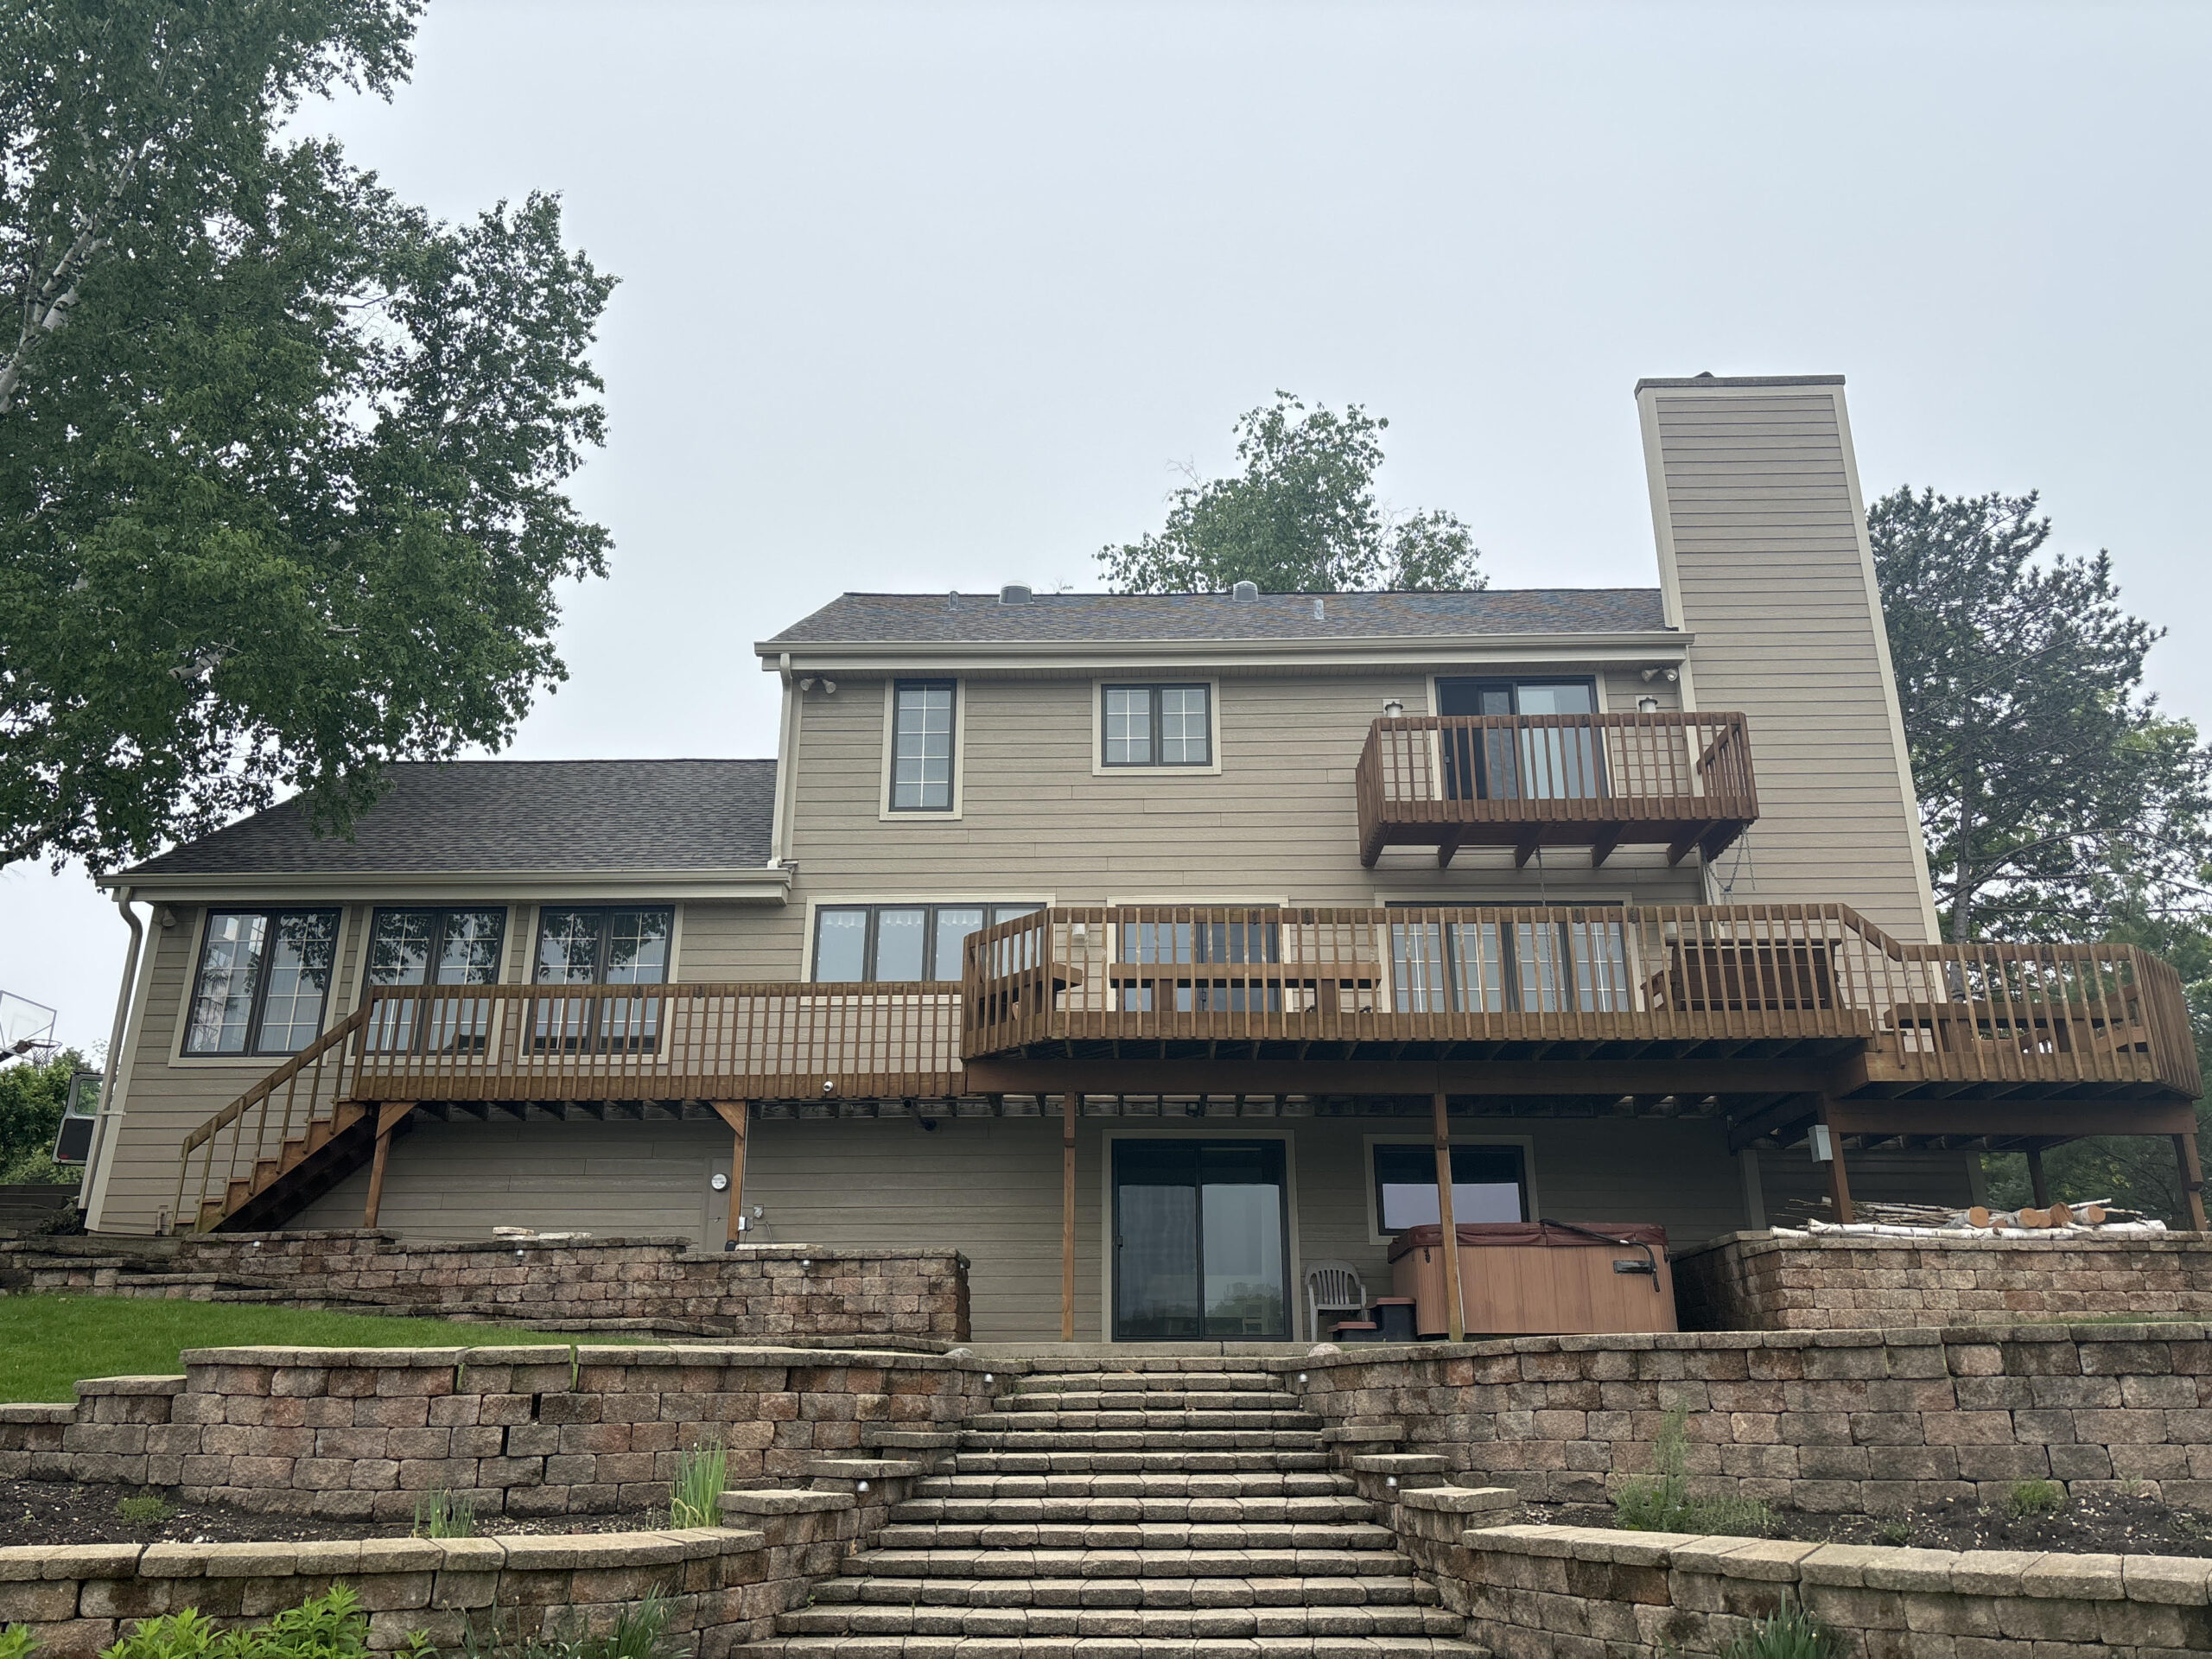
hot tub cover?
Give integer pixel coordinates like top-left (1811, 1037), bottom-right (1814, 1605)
top-left (1387, 1220), bottom-right (1669, 1264)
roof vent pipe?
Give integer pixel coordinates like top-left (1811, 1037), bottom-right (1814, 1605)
top-left (1000, 583), bottom-right (1031, 606)
top-left (1231, 581), bottom-right (1259, 601)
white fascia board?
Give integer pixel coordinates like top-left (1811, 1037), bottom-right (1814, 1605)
top-left (92, 867), bottom-right (794, 905)
top-left (755, 630), bottom-right (1694, 676)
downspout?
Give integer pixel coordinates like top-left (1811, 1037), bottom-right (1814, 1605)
top-left (78, 884), bottom-right (144, 1225)
top-left (770, 652), bottom-right (801, 866)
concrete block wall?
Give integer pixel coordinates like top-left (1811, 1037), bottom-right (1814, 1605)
top-left (1281, 1325), bottom-right (2212, 1514)
top-left (1674, 1231), bottom-right (2212, 1333)
top-left (0, 1232), bottom-right (970, 1344)
top-left (0, 1344), bottom-right (1000, 1521)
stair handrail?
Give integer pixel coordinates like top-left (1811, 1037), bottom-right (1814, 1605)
top-left (172, 1001), bottom-right (372, 1233)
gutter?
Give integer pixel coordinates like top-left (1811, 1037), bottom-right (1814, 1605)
top-left (90, 867), bottom-right (796, 905)
top-left (754, 630), bottom-right (1693, 676)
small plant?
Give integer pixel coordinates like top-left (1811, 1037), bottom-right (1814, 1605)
top-left (457, 1592), bottom-right (672, 1659)
top-left (1875, 1518), bottom-right (1912, 1547)
top-left (667, 1438), bottom-right (727, 1529)
top-left (413, 1488), bottom-right (477, 1539)
top-left (101, 1586), bottom-right (421, 1659)
top-left (116, 1493), bottom-right (175, 1525)
top-left (2006, 1478), bottom-right (2065, 1518)
top-left (1718, 1602), bottom-right (1840, 1659)
top-left (0, 1624), bottom-right (39, 1659)
top-left (1612, 1407), bottom-right (1773, 1537)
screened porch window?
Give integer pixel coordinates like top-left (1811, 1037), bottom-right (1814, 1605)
top-left (184, 910), bottom-right (342, 1055)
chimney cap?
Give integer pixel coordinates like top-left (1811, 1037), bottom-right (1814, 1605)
top-left (1230, 580), bottom-right (1259, 601)
top-left (999, 583), bottom-right (1031, 606)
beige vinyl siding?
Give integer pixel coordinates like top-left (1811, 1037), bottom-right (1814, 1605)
top-left (1641, 383), bottom-right (1938, 939)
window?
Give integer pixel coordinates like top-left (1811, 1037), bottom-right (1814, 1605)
top-left (365, 908), bottom-right (506, 1052)
top-left (812, 903), bottom-right (1042, 982)
top-left (184, 910), bottom-right (342, 1055)
top-left (1102, 683), bottom-right (1211, 767)
top-left (890, 680), bottom-right (957, 810)
top-left (1388, 906), bottom-right (1630, 1014)
top-left (1372, 1142), bottom-right (1527, 1236)
top-left (531, 907), bottom-right (671, 1051)
top-left (1433, 677), bottom-right (1603, 801)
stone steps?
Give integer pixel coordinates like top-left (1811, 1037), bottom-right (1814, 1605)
top-left (779, 1605), bottom-right (1466, 1638)
top-left (979, 1411), bottom-right (1326, 1433)
top-left (993, 1390), bottom-right (1302, 1412)
top-left (839, 1549), bottom-right (1421, 1581)
top-left (892, 1496), bottom-right (1376, 1524)
top-left (738, 1637), bottom-right (1487, 1658)
top-left (947, 1451), bottom-right (1335, 1474)
top-left (912, 1473), bottom-right (1356, 1500)
top-left (810, 1576), bottom-right (1441, 1610)
top-left (866, 1522), bottom-right (1400, 1552)
top-left (960, 1430), bottom-right (1326, 1451)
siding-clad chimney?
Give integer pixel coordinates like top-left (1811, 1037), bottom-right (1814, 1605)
top-left (1637, 374), bottom-right (1940, 941)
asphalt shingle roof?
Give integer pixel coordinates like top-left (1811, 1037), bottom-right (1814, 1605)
top-left (763, 588), bottom-right (1670, 646)
top-left (122, 760), bottom-right (777, 878)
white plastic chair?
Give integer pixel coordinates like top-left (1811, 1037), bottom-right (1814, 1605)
top-left (1304, 1259), bottom-right (1367, 1341)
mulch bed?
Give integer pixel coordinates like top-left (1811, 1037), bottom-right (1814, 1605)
top-left (0, 1478), bottom-right (667, 1547)
top-left (1525, 1491), bottom-right (2212, 1559)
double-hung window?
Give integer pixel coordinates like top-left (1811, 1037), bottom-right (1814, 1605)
top-left (532, 906), bottom-right (672, 1050)
top-left (365, 908), bottom-right (506, 1052)
top-left (890, 680), bottom-right (957, 810)
top-left (184, 910), bottom-right (343, 1055)
top-left (1102, 683), bottom-right (1211, 767)
top-left (812, 903), bottom-right (1042, 982)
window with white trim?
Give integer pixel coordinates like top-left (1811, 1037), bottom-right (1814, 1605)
top-left (184, 910), bottom-right (342, 1055)
top-left (813, 903), bottom-right (1041, 982)
top-left (1102, 683), bottom-right (1211, 766)
top-left (890, 680), bottom-right (957, 810)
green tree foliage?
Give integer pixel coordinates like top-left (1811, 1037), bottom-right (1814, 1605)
top-left (0, 1046), bottom-right (85, 1183)
top-left (1868, 487), bottom-right (2212, 943)
top-left (1, 0), bottom-right (615, 873)
top-left (1098, 392), bottom-right (1484, 594)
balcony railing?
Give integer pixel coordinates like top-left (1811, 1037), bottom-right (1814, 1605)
top-left (963, 905), bottom-right (2200, 1097)
top-left (1356, 712), bottom-right (1758, 868)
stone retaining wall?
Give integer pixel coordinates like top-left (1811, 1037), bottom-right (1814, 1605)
top-left (1675, 1230), bottom-right (2212, 1333)
top-left (1405, 1520), bottom-right (2212, 1658)
top-left (0, 1344), bottom-right (998, 1521)
top-left (1281, 1325), bottom-right (2212, 1514)
top-left (0, 1231), bottom-right (969, 1344)
top-left (0, 1529), bottom-right (790, 1658)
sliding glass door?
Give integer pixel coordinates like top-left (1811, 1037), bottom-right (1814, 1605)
top-left (1112, 1139), bottom-right (1289, 1340)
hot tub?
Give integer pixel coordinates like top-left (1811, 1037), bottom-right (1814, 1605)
top-left (1388, 1220), bottom-right (1677, 1337)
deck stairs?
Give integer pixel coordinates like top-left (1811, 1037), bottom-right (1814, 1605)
top-left (192, 1096), bottom-right (385, 1232)
top-left (739, 1357), bottom-right (1491, 1659)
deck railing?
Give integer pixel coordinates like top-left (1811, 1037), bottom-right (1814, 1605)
top-left (963, 904), bottom-right (2201, 1095)
top-left (1356, 712), bottom-right (1758, 866)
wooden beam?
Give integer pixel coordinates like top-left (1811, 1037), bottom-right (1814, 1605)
top-left (1823, 1101), bottom-right (2199, 1141)
top-left (1435, 829), bottom-right (1465, 869)
top-left (2026, 1147), bottom-right (2050, 1210)
top-left (1818, 1097), bottom-right (1853, 1224)
top-left (1062, 1084), bottom-right (1078, 1341)
top-left (1725, 1093), bottom-right (1821, 1154)
top-left (709, 1101), bottom-right (750, 1249)
top-left (1432, 1091), bottom-right (1465, 1343)
top-left (1590, 825), bottom-right (1624, 869)
top-left (2175, 1132), bottom-right (2208, 1232)
top-left (967, 1058), bottom-right (1838, 1100)
top-left (1513, 832), bottom-right (1541, 869)
top-left (361, 1102), bottom-right (417, 1229)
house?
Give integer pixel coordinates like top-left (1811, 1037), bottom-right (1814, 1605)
top-left (76, 374), bottom-right (2204, 1344)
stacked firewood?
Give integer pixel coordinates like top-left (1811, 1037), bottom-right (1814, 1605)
top-left (1782, 1198), bottom-right (2151, 1230)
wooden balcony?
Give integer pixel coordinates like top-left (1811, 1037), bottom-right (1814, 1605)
top-left (961, 905), bottom-right (2200, 1103)
top-left (1355, 712), bottom-right (1758, 868)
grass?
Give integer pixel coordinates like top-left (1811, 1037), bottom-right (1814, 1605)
top-left (667, 1439), bottom-right (728, 1529)
top-left (1613, 1406), bottom-right (1775, 1538)
top-left (413, 1488), bottom-right (477, 1539)
top-left (2006, 1478), bottom-right (2066, 1518)
top-left (0, 1294), bottom-right (620, 1402)
top-left (116, 1492), bottom-right (175, 1525)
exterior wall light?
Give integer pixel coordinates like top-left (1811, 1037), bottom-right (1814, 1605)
top-left (1382, 699), bottom-right (1405, 719)
top-left (1637, 696), bottom-right (1662, 714)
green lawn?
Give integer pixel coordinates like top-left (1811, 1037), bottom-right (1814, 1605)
top-left (0, 1294), bottom-right (612, 1402)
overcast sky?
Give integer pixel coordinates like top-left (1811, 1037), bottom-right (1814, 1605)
top-left (5, 0), bottom-right (2210, 1054)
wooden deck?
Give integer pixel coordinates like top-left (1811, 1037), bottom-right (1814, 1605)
top-left (1356, 711), bottom-right (1758, 867)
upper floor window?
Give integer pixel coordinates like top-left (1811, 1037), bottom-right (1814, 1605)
top-left (367, 908), bottom-right (506, 988)
top-left (1103, 683), bottom-right (1211, 767)
top-left (533, 907), bottom-right (672, 985)
top-left (890, 680), bottom-right (957, 810)
top-left (814, 902), bottom-right (1041, 982)
top-left (1434, 677), bottom-right (1601, 801)
top-left (184, 909), bottom-right (342, 1055)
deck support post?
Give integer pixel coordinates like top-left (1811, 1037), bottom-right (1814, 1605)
top-left (1817, 1098), bottom-right (1853, 1225)
top-left (2026, 1147), bottom-right (2050, 1211)
top-left (1432, 1090), bottom-right (1465, 1342)
top-left (362, 1102), bottom-right (416, 1229)
top-left (709, 1102), bottom-right (750, 1249)
top-left (1062, 1084), bottom-right (1078, 1341)
top-left (2175, 1133), bottom-right (2208, 1232)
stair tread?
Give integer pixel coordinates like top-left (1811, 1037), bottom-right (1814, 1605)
top-left (917, 1475), bottom-right (1353, 1497)
top-left (843, 1549), bottom-right (1419, 1580)
top-left (893, 1499), bottom-right (1375, 1523)
top-left (779, 1609), bottom-right (1463, 1637)
top-left (869, 1526), bottom-right (1397, 1550)
top-left (810, 1577), bottom-right (1440, 1608)
top-left (738, 1639), bottom-right (1490, 1657)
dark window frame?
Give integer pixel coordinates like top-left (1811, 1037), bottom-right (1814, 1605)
top-left (183, 907), bottom-right (345, 1057)
top-left (528, 906), bottom-right (676, 986)
top-left (1370, 1141), bottom-right (1530, 1236)
top-left (1384, 902), bottom-right (1629, 1015)
top-left (1433, 676), bottom-right (1600, 718)
top-left (1100, 683), bottom-right (1213, 768)
top-left (889, 678), bottom-right (959, 811)
top-left (810, 902), bottom-right (1042, 983)
top-left (365, 906), bottom-right (511, 988)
